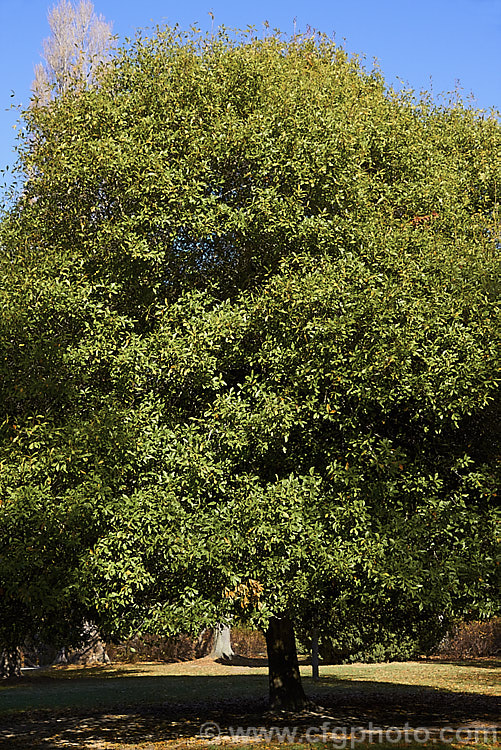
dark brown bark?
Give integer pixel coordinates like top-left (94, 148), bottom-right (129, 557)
top-left (265, 616), bottom-right (307, 711)
top-left (0, 647), bottom-right (22, 680)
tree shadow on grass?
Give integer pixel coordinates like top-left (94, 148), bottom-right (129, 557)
top-left (0, 668), bottom-right (499, 749)
top-left (215, 655), bottom-right (269, 667)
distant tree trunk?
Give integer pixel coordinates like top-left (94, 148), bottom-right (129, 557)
top-left (311, 627), bottom-right (319, 681)
top-left (70, 621), bottom-right (110, 665)
top-left (265, 616), bottom-right (308, 711)
top-left (0, 647), bottom-right (22, 679)
top-left (52, 621), bottom-right (109, 666)
top-left (53, 647), bottom-right (68, 665)
top-left (210, 623), bottom-right (234, 660)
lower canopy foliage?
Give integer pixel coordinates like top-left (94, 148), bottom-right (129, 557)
top-left (0, 26), bottom-right (499, 701)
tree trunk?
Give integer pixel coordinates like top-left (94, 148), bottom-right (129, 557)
top-left (265, 616), bottom-right (308, 711)
top-left (70, 621), bottom-right (110, 665)
top-left (53, 647), bottom-right (68, 665)
top-left (210, 623), bottom-right (234, 660)
top-left (0, 647), bottom-right (22, 679)
top-left (52, 621), bottom-right (110, 666)
top-left (311, 627), bottom-right (319, 681)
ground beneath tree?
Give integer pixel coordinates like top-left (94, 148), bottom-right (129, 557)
top-left (0, 658), bottom-right (499, 749)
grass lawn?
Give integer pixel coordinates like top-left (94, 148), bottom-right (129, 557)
top-left (0, 657), bottom-right (499, 749)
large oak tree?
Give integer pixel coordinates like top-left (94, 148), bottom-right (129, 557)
top-left (0, 27), bottom-right (499, 704)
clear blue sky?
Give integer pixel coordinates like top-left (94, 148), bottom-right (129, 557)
top-left (1, 0), bottom-right (500, 182)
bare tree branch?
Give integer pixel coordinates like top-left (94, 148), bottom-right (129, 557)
top-left (32, 0), bottom-right (113, 105)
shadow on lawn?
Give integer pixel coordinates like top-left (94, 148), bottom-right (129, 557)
top-left (0, 670), bottom-right (500, 750)
top-left (215, 655), bottom-right (269, 667)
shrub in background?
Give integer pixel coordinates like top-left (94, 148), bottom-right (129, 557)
top-left (231, 627), bottom-right (267, 657)
top-left (106, 631), bottom-right (211, 663)
top-left (106, 627), bottom-right (266, 663)
top-left (299, 600), bottom-right (448, 664)
top-left (436, 618), bottom-right (501, 659)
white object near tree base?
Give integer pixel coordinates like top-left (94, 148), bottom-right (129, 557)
top-left (210, 624), bottom-right (234, 660)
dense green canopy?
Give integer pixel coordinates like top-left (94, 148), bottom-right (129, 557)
top-left (0, 27), bottom-right (499, 682)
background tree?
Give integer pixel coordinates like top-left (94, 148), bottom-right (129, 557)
top-left (1, 27), bottom-right (499, 700)
top-left (32, 0), bottom-right (113, 105)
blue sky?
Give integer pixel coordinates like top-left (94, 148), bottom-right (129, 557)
top-left (1, 0), bottom-right (500, 184)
